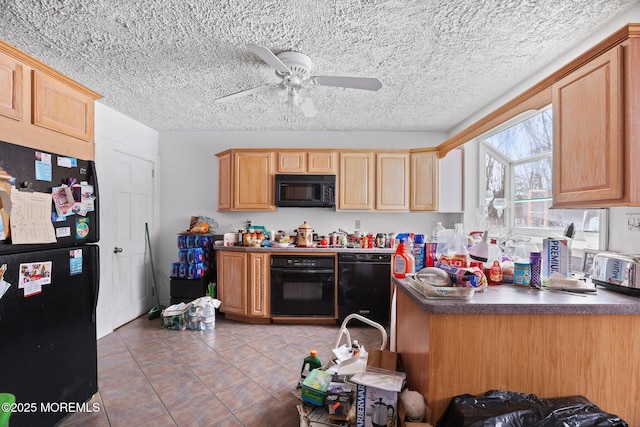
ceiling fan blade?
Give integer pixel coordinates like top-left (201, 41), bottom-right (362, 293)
top-left (214, 84), bottom-right (275, 103)
top-left (246, 43), bottom-right (291, 74)
top-left (299, 96), bottom-right (318, 118)
top-left (312, 76), bottom-right (382, 91)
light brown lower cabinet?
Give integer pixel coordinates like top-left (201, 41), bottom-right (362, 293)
top-left (216, 250), bottom-right (270, 323)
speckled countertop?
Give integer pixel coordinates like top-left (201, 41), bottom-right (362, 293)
top-left (213, 245), bottom-right (395, 254)
top-left (393, 276), bottom-right (640, 315)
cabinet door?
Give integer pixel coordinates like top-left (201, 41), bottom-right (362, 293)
top-left (339, 152), bottom-right (374, 210)
top-left (552, 47), bottom-right (624, 206)
top-left (277, 152), bottom-right (306, 173)
top-left (0, 52), bottom-right (23, 121)
top-left (308, 152), bottom-right (336, 173)
top-left (234, 152), bottom-right (275, 210)
top-left (410, 151), bottom-right (439, 211)
top-left (439, 148), bottom-right (463, 212)
top-left (217, 251), bottom-right (247, 315)
top-left (376, 152), bottom-right (409, 211)
top-left (32, 70), bottom-right (94, 142)
top-left (248, 253), bottom-right (269, 317)
top-left (217, 152), bottom-right (232, 211)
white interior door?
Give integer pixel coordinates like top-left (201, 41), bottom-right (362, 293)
top-left (112, 150), bottom-right (155, 328)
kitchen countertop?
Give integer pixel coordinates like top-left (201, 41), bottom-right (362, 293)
top-left (213, 245), bottom-right (395, 254)
top-left (393, 276), bottom-right (640, 315)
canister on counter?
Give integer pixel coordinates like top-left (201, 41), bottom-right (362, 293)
top-left (514, 261), bottom-right (531, 287)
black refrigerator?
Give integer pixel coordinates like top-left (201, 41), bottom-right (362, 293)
top-left (0, 140), bottom-right (99, 427)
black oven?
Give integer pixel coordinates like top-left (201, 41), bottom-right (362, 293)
top-left (270, 255), bottom-right (335, 317)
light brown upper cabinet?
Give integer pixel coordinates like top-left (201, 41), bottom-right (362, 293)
top-left (277, 151), bottom-right (307, 173)
top-left (552, 46), bottom-right (625, 206)
top-left (32, 71), bottom-right (94, 142)
top-left (307, 152), bottom-right (336, 173)
top-left (276, 151), bottom-right (336, 174)
top-left (0, 40), bottom-right (100, 160)
top-left (217, 150), bottom-right (276, 211)
top-left (376, 152), bottom-right (410, 211)
top-left (410, 151), bottom-right (439, 211)
top-left (338, 152), bottom-right (374, 210)
top-left (0, 51), bottom-right (23, 121)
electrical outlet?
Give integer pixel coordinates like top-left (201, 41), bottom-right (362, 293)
top-left (627, 213), bottom-right (640, 232)
top-left (355, 219), bottom-right (361, 230)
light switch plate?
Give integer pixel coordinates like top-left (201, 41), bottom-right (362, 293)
top-left (355, 219), bottom-right (361, 230)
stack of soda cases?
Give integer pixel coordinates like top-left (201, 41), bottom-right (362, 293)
top-left (171, 234), bottom-right (213, 279)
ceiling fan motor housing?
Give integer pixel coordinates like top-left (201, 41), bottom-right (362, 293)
top-left (275, 51), bottom-right (312, 79)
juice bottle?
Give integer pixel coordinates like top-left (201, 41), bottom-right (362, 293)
top-left (488, 260), bottom-right (503, 286)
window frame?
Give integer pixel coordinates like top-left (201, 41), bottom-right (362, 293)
top-left (477, 106), bottom-right (608, 252)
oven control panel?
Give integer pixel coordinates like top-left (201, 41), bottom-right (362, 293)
top-left (271, 255), bottom-right (335, 269)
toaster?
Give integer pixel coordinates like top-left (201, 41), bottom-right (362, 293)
top-left (592, 253), bottom-right (640, 295)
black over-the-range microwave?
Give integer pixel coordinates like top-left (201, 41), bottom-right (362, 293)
top-left (275, 174), bottom-right (336, 208)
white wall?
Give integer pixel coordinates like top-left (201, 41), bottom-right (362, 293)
top-left (156, 131), bottom-right (460, 303)
top-left (94, 102), bottom-right (160, 339)
top-left (457, 7), bottom-right (640, 253)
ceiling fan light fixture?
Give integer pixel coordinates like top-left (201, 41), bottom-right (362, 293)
top-left (275, 51), bottom-right (312, 79)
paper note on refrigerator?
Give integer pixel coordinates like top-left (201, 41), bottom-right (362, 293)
top-left (9, 191), bottom-right (57, 244)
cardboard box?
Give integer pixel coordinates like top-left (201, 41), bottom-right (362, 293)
top-left (398, 399), bottom-right (432, 427)
top-left (351, 364), bottom-right (405, 427)
top-left (542, 238), bottom-right (570, 279)
top-left (367, 348), bottom-right (402, 372)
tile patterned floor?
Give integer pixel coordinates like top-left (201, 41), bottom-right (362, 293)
top-left (58, 314), bottom-right (387, 427)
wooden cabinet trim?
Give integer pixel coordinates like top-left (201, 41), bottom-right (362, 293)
top-left (437, 23), bottom-right (640, 158)
top-left (0, 40), bottom-right (100, 99)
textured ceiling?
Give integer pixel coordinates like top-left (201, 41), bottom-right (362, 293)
top-left (0, 0), bottom-right (638, 132)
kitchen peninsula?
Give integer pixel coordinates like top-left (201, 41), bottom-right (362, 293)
top-left (393, 276), bottom-right (640, 425)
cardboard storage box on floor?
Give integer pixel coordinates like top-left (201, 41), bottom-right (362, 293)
top-left (398, 400), bottom-right (432, 427)
top-left (352, 349), bottom-right (405, 427)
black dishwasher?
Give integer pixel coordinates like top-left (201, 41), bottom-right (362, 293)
top-left (338, 252), bottom-right (392, 325)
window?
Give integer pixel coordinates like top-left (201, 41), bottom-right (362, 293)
top-left (478, 107), bottom-right (607, 251)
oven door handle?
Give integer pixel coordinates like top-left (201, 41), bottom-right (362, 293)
top-left (270, 268), bottom-right (335, 274)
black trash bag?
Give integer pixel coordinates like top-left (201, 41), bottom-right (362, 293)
top-left (435, 390), bottom-right (628, 427)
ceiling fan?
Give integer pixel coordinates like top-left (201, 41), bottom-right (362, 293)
top-left (214, 43), bottom-right (383, 117)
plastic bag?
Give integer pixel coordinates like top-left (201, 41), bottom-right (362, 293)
top-left (435, 390), bottom-right (628, 427)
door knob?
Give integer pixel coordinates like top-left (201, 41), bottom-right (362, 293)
top-left (113, 247), bottom-right (123, 253)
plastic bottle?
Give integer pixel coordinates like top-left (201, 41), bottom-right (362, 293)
top-left (488, 260), bottom-right (503, 286)
top-left (431, 222), bottom-right (445, 242)
top-left (199, 300), bottom-right (216, 331)
top-left (351, 340), bottom-right (361, 356)
top-left (529, 251), bottom-right (542, 288)
top-left (299, 350), bottom-right (322, 386)
top-left (393, 240), bottom-right (415, 278)
top-left (450, 223), bottom-right (469, 268)
top-left (412, 234), bottom-right (426, 271)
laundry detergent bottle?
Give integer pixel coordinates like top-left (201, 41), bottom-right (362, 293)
top-left (393, 239), bottom-right (415, 278)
